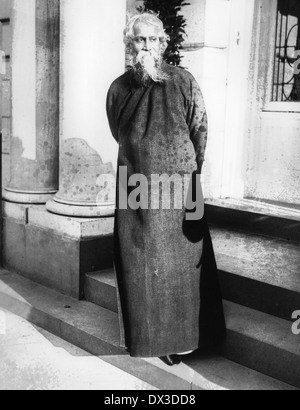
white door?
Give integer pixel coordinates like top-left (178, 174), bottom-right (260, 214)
top-left (184, 0), bottom-right (255, 200)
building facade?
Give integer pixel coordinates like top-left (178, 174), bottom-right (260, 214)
top-left (0, 0), bottom-right (299, 299)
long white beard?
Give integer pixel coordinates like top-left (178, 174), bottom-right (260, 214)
top-left (132, 50), bottom-right (170, 86)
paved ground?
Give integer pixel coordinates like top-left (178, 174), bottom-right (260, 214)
top-left (0, 308), bottom-right (155, 391)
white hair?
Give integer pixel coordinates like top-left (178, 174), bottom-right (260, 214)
top-left (124, 12), bottom-right (170, 54)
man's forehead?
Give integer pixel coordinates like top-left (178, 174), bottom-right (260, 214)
top-left (133, 22), bottom-right (161, 37)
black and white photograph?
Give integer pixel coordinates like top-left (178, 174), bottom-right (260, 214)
top-left (0, 0), bottom-right (299, 393)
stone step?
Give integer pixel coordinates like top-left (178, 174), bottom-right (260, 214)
top-left (205, 198), bottom-right (300, 243)
top-left (211, 226), bottom-right (300, 321)
top-left (84, 273), bottom-right (300, 387)
top-left (0, 270), bottom-right (296, 390)
top-left (85, 270), bottom-right (118, 313)
top-left (222, 302), bottom-right (300, 388)
top-left (0, 270), bottom-right (123, 356)
top-left (85, 269), bottom-right (118, 313)
top-left (85, 226), bottom-right (300, 321)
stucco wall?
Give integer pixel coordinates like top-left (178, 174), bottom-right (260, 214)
top-left (60, 0), bottom-right (126, 172)
top-left (246, 111), bottom-right (300, 205)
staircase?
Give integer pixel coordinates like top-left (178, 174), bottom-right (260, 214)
top-left (0, 199), bottom-right (299, 389)
top-left (84, 199), bottom-right (300, 389)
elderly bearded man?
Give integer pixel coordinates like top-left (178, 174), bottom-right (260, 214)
top-left (107, 13), bottom-right (226, 366)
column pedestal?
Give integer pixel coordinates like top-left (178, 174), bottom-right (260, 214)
top-left (46, 199), bottom-right (115, 218)
top-left (4, 189), bottom-right (57, 204)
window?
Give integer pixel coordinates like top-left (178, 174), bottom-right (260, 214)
top-left (272, 0), bottom-right (300, 102)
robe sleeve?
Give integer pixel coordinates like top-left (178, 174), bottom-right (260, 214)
top-left (106, 85), bottom-right (119, 143)
top-left (186, 77), bottom-right (208, 174)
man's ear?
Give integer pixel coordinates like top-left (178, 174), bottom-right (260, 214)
top-left (160, 41), bottom-right (168, 54)
top-left (126, 41), bottom-right (133, 54)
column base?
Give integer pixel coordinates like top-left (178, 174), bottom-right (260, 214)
top-left (3, 188), bottom-right (57, 204)
top-left (46, 197), bottom-right (115, 218)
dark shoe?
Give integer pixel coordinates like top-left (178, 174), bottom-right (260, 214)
top-left (159, 355), bottom-right (182, 367)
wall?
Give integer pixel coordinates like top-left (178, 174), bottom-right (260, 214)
top-left (246, 110), bottom-right (300, 205)
top-left (60, 0), bottom-right (127, 174)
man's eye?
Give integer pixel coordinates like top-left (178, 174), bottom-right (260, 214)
top-left (150, 37), bottom-right (158, 42)
top-left (134, 38), bottom-right (144, 43)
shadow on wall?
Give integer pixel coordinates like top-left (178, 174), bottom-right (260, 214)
top-left (8, 136), bottom-right (59, 191)
top-left (7, 137), bottom-right (116, 203)
top-left (57, 138), bottom-right (116, 204)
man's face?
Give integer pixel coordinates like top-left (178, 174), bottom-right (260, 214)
top-left (132, 22), bottom-right (162, 56)
top-left (130, 20), bottom-right (169, 86)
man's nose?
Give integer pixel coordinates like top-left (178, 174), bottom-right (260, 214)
top-left (143, 39), bottom-right (151, 51)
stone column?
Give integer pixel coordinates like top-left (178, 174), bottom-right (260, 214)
top-left (3, 0), bottom-right (60, 204)
top-left (46, 0), bottom-right (126, 217)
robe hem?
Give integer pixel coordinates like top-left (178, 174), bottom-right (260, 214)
top-left (126, 346), bottom-right (200, 359)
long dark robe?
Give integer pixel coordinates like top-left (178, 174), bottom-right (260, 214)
top-left (107, 62), bottom-right (226, 358)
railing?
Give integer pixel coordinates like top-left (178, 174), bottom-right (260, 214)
top-left (273, 3), bottom-right (300, 101)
